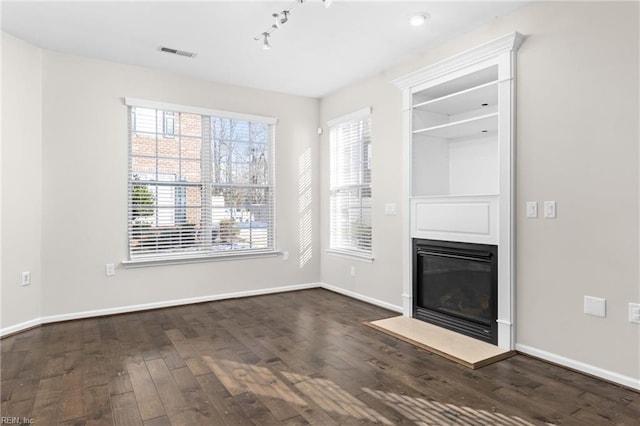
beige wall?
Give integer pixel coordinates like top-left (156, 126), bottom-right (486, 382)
top-left (1, 0), bottom-right (638, 387)
top-left (320, 1), bottom-right (639, 383)
top-left (1, 38), bottom-right (320, 325)
top-left (39, 50), bottom-right (321, 318)
top-left (1, 33), bottom-right (43, 330)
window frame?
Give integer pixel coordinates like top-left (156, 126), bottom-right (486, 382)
top-left (327, 107), bottom-right (373, 261)
top-left (124, 98), bottom-right (278, 266)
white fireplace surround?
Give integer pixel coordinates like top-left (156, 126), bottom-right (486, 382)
top-left (394, 32), bottom-right (524, 350)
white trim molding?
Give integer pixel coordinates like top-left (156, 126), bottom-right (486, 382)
top-left (124, 97), bottom-right (278, 125)
top-left (0, 318), bottom-right (42, 338)
top-left (320, 283), bottom-right (403, 314)
top-left (394, 32), bottom-right (524, 350)
top-left (516, 344), bottom-right (640, 391)
top-left (2, 282), bottom-right (637, 392)
top-left (393, 32), bottom-right (524, 90)
top-left (0, 282), bottom-right (321, 338)
top-left (327, 107), bottom-right (372, 128)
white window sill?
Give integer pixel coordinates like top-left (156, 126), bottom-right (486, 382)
top-left (122, 250), bottom-right (281, 268)
top-left (326, 249), bottom-right (374, 263)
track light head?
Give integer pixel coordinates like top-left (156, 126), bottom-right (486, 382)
top-left (262, 32), bottom-right (271, 50)
top-left (255, 0), bottom-right (332, 49)
top-left (280, 10), bottom-right (290, 25)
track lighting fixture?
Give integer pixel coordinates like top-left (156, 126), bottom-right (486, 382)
top-left (262, 32), bottom-right (271, 50)
top-left (255, 0), bottom-right (333, 49)
top-left (280, 10), bottom-right (290, 25)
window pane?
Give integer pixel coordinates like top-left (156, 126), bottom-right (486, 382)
top-left (329, 113), bottom-right (372, 256)
top-left (128, 105), bottom-right (275, 259)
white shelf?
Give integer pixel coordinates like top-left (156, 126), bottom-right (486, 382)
top-left (413, 112), bottom-right (498, 139)
top-left (413, 81), bottom-right (498, 116)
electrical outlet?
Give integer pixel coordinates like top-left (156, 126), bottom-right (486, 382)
top-left (282, 251), bottom-right (289, 261)
top-left (629, 303), bottom-right (640, 324)
top-left (105, 263), bottom-right (115, 276)
top-left (584, 296), bottom-right (606, 317)
top-left (21, 271), bottom-right (31, 286)
top-left (350, 266), bottom-right (356, 277)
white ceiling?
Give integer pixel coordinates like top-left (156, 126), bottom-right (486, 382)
top-left (1, 1), bottom-right (526, 98)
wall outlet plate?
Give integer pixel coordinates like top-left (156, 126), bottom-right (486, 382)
top-left (584, 296), bottom-right (606, 317)
top-left (526, 201), bottom-right (538, 218)
top-left (105, 263), bottom-right (115, 276)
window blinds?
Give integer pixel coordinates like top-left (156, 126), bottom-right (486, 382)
top-left (126, 99), bottom-right (276, 260)
top-left (328, 108), bottom-right (372, 257)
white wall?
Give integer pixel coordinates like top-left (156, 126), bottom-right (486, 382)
top-left (319, 1), bottom-right (639, 386)
top-left (1, 33), bottom-right (43, 331)
top-left (0, 41), bottom-right (320, 328)
top-left (38, 50), bottom-right (320, 319)
top-left (320, 76), bottom-right (405, 309)
top-left (1, 0), bottom-right (638, 389)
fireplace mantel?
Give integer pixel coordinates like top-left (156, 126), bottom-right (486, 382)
top-left (394, 32), bottom-right (524, 350)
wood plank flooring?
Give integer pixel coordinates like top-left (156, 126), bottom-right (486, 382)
top-left (1, 288), bottom-right (638, 425)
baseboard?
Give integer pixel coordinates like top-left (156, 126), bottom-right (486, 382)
top-left (3, 285), bottom-right (637, 393)
top-left (319, 282), bottom-right (403, 314)
top-left (516, 343), bottom-right (640, 391)
top-left (0, 282), bottom-right (321, 338)
top-left (0, 318), bottom-right (42, 338)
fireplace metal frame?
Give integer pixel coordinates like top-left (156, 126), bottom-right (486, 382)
top-left (413, 238), bottom-right (498, 344)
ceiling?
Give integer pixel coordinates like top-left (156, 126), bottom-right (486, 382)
top-left (1, 1), bottom-right (526, 98)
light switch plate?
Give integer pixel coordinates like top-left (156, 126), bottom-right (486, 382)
top-left (544, 201), bottom-right (556, 218)
top-left (629, 303), bottom-right (640, 324)
top-left (584, 296), bottom-right (606, 317)
top-left (384, 203), bottom-right (397, 215)
top-left (526, 201), bottom-right (537, 218)
top-left (21, 271), bottom-right (31, 286)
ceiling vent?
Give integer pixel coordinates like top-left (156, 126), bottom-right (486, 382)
top-left (159, 46), bottom-right (197, 58)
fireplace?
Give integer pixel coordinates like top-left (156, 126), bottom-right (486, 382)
top-left (413, 239), bottom-right (498, 344)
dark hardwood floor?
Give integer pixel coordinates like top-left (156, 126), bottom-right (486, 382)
top-left (1, 288), bottom-right (638, 425)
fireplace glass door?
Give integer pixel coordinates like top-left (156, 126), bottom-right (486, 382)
top-left (414, 239), bottom-right (497, 344)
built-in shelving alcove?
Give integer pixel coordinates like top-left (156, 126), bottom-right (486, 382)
top-left (394, 32), bottom-right (524, 350)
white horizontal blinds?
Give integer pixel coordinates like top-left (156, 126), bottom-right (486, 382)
top-left (209, 117), bottom-right (274, 252)
top-left (329, 111), bottom-right (372, 256)
top-left (129, 107), bottom-right (207, 257)
top-left (127, 102), bottom-right (275, 259)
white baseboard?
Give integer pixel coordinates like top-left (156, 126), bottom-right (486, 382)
top-left (0, 282), bottom-right (321, 338)
top-left (0, 317), bottom-right (42, 338)
top-left (3, 285), bottom-right (637, 392)
top-left (516, 343), bottom-right (640, 391)
top-left (319, 282), bottom-right (403, 314)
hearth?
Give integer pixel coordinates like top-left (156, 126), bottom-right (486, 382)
top-left (413, 239), bottom-right (498, 344)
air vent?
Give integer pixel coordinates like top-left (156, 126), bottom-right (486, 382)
top-left (159, 46), bottom-right (196, 58)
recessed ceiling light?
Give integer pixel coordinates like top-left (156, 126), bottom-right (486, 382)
top-left (410, 13), bottom-right (430, 27)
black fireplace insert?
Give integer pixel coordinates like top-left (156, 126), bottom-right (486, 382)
top-left (413, 239), bottom-right (498, 344)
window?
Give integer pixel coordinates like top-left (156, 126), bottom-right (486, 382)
top-left (126, 98), bottom-right (276, 261)
top-left (163, 112), bottom-right (175, 137)
top-left (328, 108), bottom-right (372, 258)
